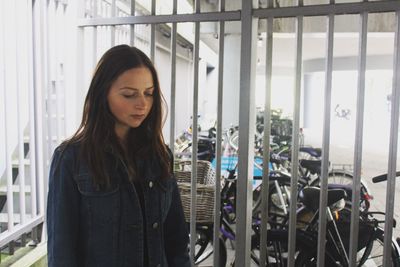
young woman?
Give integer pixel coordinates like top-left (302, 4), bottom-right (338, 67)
top-left (47, 45), bottom-right (191, 267)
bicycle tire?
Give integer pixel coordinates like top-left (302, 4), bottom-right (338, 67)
top-left (261, 171), bottom-right (354, 213)
top-left (310, 170), bottom-right (354, 187)
top-left (251, 182), bottom-right (287, 221)
top-left (355, 227), bottom-right (400, 266)
top-left (334, 208), bottom-right (400, 266)
top-left (310, 170), bottom-right (371, 211)
top-left (295, 247), bottom-right (343, 266)
top-left (250, 229), bottom-right (320, 266)
top-left (193, 227), bottom-right (228, 267)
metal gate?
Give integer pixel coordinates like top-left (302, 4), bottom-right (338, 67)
top-left (77, 1), bottom-right (400, 266)
top-left (1, 0), bottom-right (399, 266)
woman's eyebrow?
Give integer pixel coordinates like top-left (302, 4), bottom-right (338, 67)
top-left (119, 86), bottom-right (154, 91)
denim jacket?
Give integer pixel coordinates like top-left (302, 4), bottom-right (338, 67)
top-left (46, 143), bottom-right (191, 267)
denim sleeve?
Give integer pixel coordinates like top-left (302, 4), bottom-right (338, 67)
top-left (46, 146), bottom-right (80, 267)
top-left (163, 178), bottom-right (192, 267)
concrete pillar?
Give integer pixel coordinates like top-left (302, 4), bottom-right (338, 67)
top-left (222, 33), bottom-right (241, 128)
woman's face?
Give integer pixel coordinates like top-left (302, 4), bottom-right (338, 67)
top-left (107, 67), bottom-right (154, 141)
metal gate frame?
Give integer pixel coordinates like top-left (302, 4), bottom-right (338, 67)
top-left (77, 1), bottom-right (400, 266)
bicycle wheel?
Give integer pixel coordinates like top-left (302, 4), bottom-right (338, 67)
top-left (310, 170), bottom-right (354, 186)
top-left (251, 181), bottom-right (290, 222)
top-left (310, 170), bottom-right (371, 211)
top-left (335, 208), bottom-right (400, 266)
top-left (250, 229), bottom-right (319, 266)
top-left (192, 226), bottom-right (227, 267)
top-left (295, 248), bottom-right (342, 266)
top-left (250, 229), bottom-right (290, 266)
top-left (328, 170), bottom-right (354, 186)
top-left (356, 228), bottom-right (400, 267)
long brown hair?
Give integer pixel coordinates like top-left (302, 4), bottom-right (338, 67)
top-left (65, 45), bottom-right (171, 186)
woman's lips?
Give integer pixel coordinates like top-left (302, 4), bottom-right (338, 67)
top-left (131, 114), bottom-right (145, 119)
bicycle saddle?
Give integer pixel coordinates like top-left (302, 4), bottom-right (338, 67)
top-left (327, 184), bottom-right (353, 200)
top-left (299, 159), bottom-right (321, 175)
top-left (299, 186), bottom-right (347, 212)
top-left (299, 147), bottom-right (322, 158)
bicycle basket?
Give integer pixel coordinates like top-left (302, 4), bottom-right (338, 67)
top-left (178, 182), bottom-right (215, 223)
top-left (174, 160), bottom-right (216, 223)
top-left (174, 160), bottom-right (216, 185)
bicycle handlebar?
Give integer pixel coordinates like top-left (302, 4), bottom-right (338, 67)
top-left (372, 171), bottom-right (400, 183)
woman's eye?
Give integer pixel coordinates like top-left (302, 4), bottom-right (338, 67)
top-left (121, 92), bottom-right (152, 98)
top-left (122, 94), bottom-right (135, 98)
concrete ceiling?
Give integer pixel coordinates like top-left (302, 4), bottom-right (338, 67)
top-left (199, 31), bottom-right (395, 74)
top-left (256, 32), bottom-right (396, 74)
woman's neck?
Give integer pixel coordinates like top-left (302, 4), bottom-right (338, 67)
top-left (115, 125), bottom-right (129, 147)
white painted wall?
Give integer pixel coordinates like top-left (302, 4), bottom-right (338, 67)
top-left (303, 70), bottom-right (396, 156)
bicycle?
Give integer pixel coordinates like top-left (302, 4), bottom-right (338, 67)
top-left (256, 154), bottom-right (372, 215)
top-left (250, 185), bottom-right (400, 266)
top-left (191, 222), bottom-right (228, 266)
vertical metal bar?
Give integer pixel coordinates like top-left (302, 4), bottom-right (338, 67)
top-left (25, 0), bottom-right (37, 218)
top-left (46, 0), bottom-right (54, 169)
top-left (34, 0), bottom-right (47, 218)
top-left (32, 0), bottom-right (45, 219)
top-left (55, 3), bottom-right (62, 145)
top-left (150, 0), bottom-right (156, 62)
top-left (212, 2), bottom-right (225, 266)
top-left (15, 0), bottom-right (27, 225)
top-left (76, 3), bottom-right (85, 151)
top-left (2, 3), bottom-right (14, 229)
top-left (130, 0), bottom-right (135, 45)
top-left (260, 3), bottom-right (274, 264)
top-left (349, 9), bottom-right (368, 267)
top-left (236, 0), bottom-right (258, 266)
top-left (110, 0), bottom-right (115, 45)
top-left (61, 2), bottom-right (68, 149)
top-left (383, 10), bottom-right (400, 266)
top-left (36, 0), bottom-right (52, 234)
top-left (287, 4), bottom-right (303, 265)
top-left (317, 8), bottom-right (335, 267)
top-left (92, 0), bottom-right (97, 65)
top-left (5, 133), bottom-right (14, 229)
top-left (189, 1), bottom-right (201, 263)
top-left (169, 0), bottom-right (176, 150)
top-left (28, 0), bottom-right (37, 218)
top-left (0, 5), bottom-right (4, 229)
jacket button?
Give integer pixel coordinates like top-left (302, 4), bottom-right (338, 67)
top-left (149, 181), bottom-right (154, 188)
top-left (152, 222), bottom-right (158, 229)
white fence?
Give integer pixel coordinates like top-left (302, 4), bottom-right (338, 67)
top-left (0, 0), bottom-right (72, 258)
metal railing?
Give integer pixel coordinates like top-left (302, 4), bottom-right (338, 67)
top-left (0, 0), bottom-right (70, 259)
top-left (77, 1), bottom-right (400, 267)
top-left (0, 1), bottom-right (399, 266)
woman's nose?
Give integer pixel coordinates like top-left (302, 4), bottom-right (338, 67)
top-left (135, 94), bottom-right (146, 109)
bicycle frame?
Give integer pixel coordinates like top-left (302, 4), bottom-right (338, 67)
top-left (303, 206), bottom-right (350, 265)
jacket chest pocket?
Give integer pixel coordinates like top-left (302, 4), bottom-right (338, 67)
top-left (76, 175), bottom-right (120, 226)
